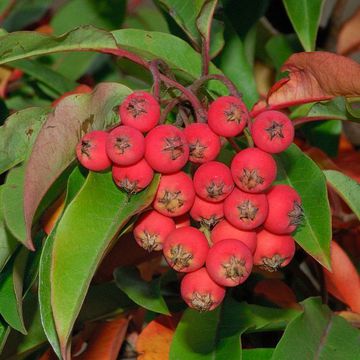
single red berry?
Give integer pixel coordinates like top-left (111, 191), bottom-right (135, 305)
top-left (253, 229), bottom-right (295, 271)
top-left (106, 125), bottom-right (145, 166)
top-left (207, 96), bottom-right (249, 137)
top-left (251, 110), bottom-right (294, 153)
top-left (231, 148), bottom-right (277, 193)
top-left (180, 267), bottom-right (225, 311)
top-left (119, 91), bottom-right (160, 132)
top-left (193, 161), bottom-right (234, 203)
top-left (144, 125), bottom-right (189, 174)
top-left (264, 184), bottom-right (303, 234)
top-left (206, 239), bottom-right (253, 287)
top-left (76, 130), bottom-right (111, 171)
top-left (223, 188), bottom-right (268, 230)
top-left (174, 213), bottom-right (191, 228)
top-left (190, 196), bottom-right (224, 228)
top-left (133, 210), bottom-right (176, 251)
top-left (163, 226), bottom-right (209, 272)
top-left (183, 123), bottom-right (221, 163)
top-left (211, 220), bottom-right (257, 254)
top-left (153, 172), bottom-right (195, 217)
top-left (112, 158), bottom-right (154, 194)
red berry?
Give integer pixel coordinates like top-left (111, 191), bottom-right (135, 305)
top-left (174, 213), bottom-right (191, 228)
top-left (183, 123), bottom-right (221, 163)
top-left (223, 188), bottom-right (268, 230)
top-left (153, 172), bottom-right (195, 217)
top-left (211, 220), bottom-right (257, 254)
top-left (119, 91), bottom-right (160, 132)
top-left (76, 130), bottom-right (111, 171)
top-left (180, 268), bottom-right (225, 311)
top-left (231, 148), bottom-right (277, 193)
top-left (163, 227), bottom-right (209, 272)
top-left (206, 239), bottom-right (253, 287)
top-left (264, 185), bottom-right (303, 234)
top-left (106, 125), bottom-right (145, 166)
top-left (193, 161), bottom-right (234, 203)
top-left (208, 96), bottom-right (249, 137)
top-left (253, 229), bottom-right (295, 271)
top-left (190, 196), bottom-right (224, 228)
top-left (112, 158), bottom-right (154, 194)
top-left (251, 110), bottom-right (294, 153)
top-left (144, 125), bottom-right (189, 174)
top-left (133, 210), bottom-right (176, 251)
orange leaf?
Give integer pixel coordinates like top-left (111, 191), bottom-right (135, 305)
top-left (41, 193), bottom-right (65, 235)
top-left (337, 7), bottom-right (360, 56)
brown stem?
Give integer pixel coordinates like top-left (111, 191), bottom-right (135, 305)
top-left (159, 98), bottom-right (179, 124)
top-left (227, 137), bottom-right (241, 152)
top-left (149, 60), bottom-right (161, 101)
top-left (201, 39), bottom-right (210, 77)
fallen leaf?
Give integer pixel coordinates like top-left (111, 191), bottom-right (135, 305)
top-left (337, 7), bottom-right (360, 56)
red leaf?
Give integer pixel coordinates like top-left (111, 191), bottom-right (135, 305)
top-left (337, 7), bottom-right (360, 56)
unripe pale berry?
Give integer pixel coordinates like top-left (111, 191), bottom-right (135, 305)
top-left (264, 184), bottom-right (303, 234)
top-left (211, 220), bottom-right (257, 254)
top-left (206, 239), bottom-right (253, 287)
top-left (180, 267), bottom-right (225, 312)
top-left (253, 229), bottom-right (296, 271)
top-left (112, 158), bottom-right (153, 194)
top-left (224, 188), bottom-right (268, 230)
top-left (231, 148), bottom-right (277, 193)
top-left (119, 91), bottom-right (160, 132)
top-left (183, 123), bottom-right (221, 163)
top-left (144, 125), bottom-right (189, 174)
top-left (133, 210), bottom-right (176, 251)
top-left (153, 172), bottom-right (195, 217)
top-left (163, 226), bottom-right (209, 272)
top-left (190, 196), bottom-right (224, 228)
top-left (106, 125), bottom-right (145, 166)
top-left (251, 110), bottom-right (294, 153)
top-left (208, 96), bottom-right (249, 137)
top-left (193, 161), bottom-right (234, 203)
top-left (76, 130), bottom-right (111, 171)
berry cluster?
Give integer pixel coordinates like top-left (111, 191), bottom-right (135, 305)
top-left (76, 91), bottom-right (303, 312)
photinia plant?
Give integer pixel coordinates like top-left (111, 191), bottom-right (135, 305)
top-left (0, 1), bottom-right (359, 359)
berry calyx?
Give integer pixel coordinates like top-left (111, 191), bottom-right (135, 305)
top-left (231, 148), bottom-right (277, 193)
top-left (76, 130), bottom-right (111, 171)
top-left (163, 227), bottom-right (209, 272)
top-left (119, 91), bottom-right (160, 132)
top-left (190, 196), bottom-right (224, 228)
top-left (180, 268), bottom-right (225, 311)
top-left (206, 239), bottom-right (253, 287)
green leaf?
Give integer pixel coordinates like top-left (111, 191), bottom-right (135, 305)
top-left (243, 348), bottom-right (275, 360)
top-left (272, 297), bottom-right (360, 359)
top-left (345, 97), bottom-right (360, 119)
top-left (0, 319), bottom-right (10, 354)
top-left (324, 170), bottom-right (360, 220)
top-left (114, 266), bottom-right (170, 315)
top-left (282, 0), bottom-right (324, 51)
top-left (50, 172), bottom-right (160, 356)
top-left (274, 144), bottom-right (332, 269)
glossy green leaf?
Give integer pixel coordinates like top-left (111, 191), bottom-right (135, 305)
top-left (243, 348), bottom-right (275, 360)
top-left (114, 266), bottom-right (170, 315)
top-left (272, 297), bottom-right (360, 359)
top-left (282, 0), bottom-right (324, 51)
top-left (324, 170), bottom-right (360, 220)
top-left (274, 144), bottom-right (331, 269)
top-left (0, 107), bottom-right (50, 175)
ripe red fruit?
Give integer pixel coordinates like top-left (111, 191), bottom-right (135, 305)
top-left (193, 161), bottom-right (234, 203)
top-left (206, 239), bottom-right (253, 287)
top-left (153, 172), bottom-right (195, 217)
top-left (208, 96), bottom-right (249, 137)
top-left (211, 220), bottom-right (257, 254)
top-left (106, 125), bottom-right (145, 166)
top-left (183, 123), bottom-right (221, 163)
top-left (180, 267), bottom-right (225, 311)
top-left (224, 188), bottom-right (268, 230)
top-left (119, 91), bottom-right (160, 132)
top-left (144, 125), bottom-right (189, 174)
top-left (112, 158), bottom-right (154, 194)
top-left (190, 196), bottom-right (224, 228)
top-left (253, 229), bottom-right (296, 271)
top-left (133, 210), bottom-right (176, 251)
top-left (231, 148), bottom-right (277, 193)
top-left (76, 130), bottom-right (111, 171)
top-left (264, 184), bottom-right (303, 234)
top-left (251, 110), bottom-right (294, 153)
top-left (163, 226), bottom-right (209, 272)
